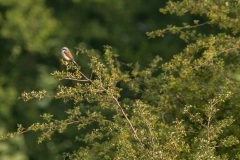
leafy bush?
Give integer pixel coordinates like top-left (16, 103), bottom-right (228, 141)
top-left (1, 0), bottom-right (240, 159)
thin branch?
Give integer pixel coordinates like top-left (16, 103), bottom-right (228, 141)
top-left (159, 21), bottom-right (209, 34)
top-left (207, 113), bottom-right (212, 143)
top-left (219, 46), bottom-right (240, 54)
top-left (111, 94), bottom-right (141, 141)
top-left (78, 70), bottom-right (144, 148)
top-left (64, 78), bottom-right (89, 82)
top-left (183, 21), bottom-right (209, 29)
top-left (79, 71), bottom-right (91, 81)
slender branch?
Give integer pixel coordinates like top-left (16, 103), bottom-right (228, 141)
top-left (219, 46), bottom-right (240, 54)
top-left (207, 113), bottom-right (211, 143)
top-left (111, 94), bottom-right (141, 141)
top-left (80, 72), bottom-right (91, 81)
top-left (64, 78), bottom-right (89, 82)
top-left (183, 21), bottom-right (209, 29)
top-left (78, 70), bottom-right (144, 147)
top-left (161, 21), bottom-right (209, 34)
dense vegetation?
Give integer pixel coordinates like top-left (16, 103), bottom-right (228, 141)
top-left (1, 0), bottom-right (240, 159)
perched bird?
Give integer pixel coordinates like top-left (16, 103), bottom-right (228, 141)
top-left (61, 47), bottom-right (78, 66)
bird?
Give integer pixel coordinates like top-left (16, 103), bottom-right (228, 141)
top-left (61, 47), bottom-right (78, 66)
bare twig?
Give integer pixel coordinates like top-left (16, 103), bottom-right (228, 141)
top-left (78, 70), bottom-right (144, 148)
top-left (64, 78), bottom-right (89, 82)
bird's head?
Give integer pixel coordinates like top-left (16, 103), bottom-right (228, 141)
top-left (61, 47), bottom-right (69, 52)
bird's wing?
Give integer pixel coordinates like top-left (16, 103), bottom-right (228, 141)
top-left (65, 50), bottom-right (74, 60)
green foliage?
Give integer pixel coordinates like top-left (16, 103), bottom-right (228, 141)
top-left (0, 0), bottom-right (58, 53)
top-left (1, 0), bottom-right (240, 159)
